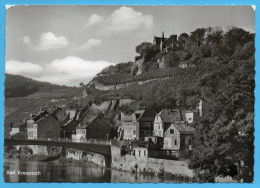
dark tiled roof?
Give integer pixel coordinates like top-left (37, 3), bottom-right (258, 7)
top-left (172, 123), bottom-right (195, 135)
top-left (35, 114), bottom-right (59, 124)
top-left (157, 109), bottom-right (193, 123)
top-left (63, 119), bottom-right (78, 133)
top-left (138, 110), bottom-right (156, 122)
top-left (163, 123), bottom-right (172, 134)
top-left (157, 109), bottom-right (183, 123)
top-left (77, 116), bottom-right (97, 129)
top-left (12, 122), bottom-right (26, 128)
top-left (77, 117), bottom-right (111, 130)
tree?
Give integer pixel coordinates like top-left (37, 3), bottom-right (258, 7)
top-left (79, 82), bottom-right (85, 87)
top-left (224, 27), bottom-right (254, 54)
top-left (190, 28), bottom-right (206, 47)
top-left (207, 29), bottom-right (223, 44)
top-left (136, 42), bottom-right (155, 56)
top-left (190, 55), bottom-right (255, 182)
top-left (178, 33), bottom-right (189, 49)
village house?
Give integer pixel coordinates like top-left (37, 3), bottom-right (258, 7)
top-left (137, 110), bottom-right (157, 141)
top-left (153, 109), bottom-right (194, 137)
top-left (74, 116), bottom-right (97, 142)
top-left (61, 109), bottom-right (82, 139)
top-left (9, 121), bottom-right (27, 139)
top-left (163, 123), bottom-right (195, 158)
top-left (27, 113), bottom-right (61, 140)
top-left (75, 116), bottom-right (111, 140)
top-left (121, 113), bottom-right (137, 140)
top-left (132, 142), bottom-right (148, 159)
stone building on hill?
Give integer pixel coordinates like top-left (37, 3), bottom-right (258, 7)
top-left (153, 31), bottom-right (178, 52)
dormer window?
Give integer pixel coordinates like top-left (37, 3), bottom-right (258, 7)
top-left (170, 129), bottom-right (174, 134)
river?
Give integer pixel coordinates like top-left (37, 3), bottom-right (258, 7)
top-left (4, 158), bottom-right (180, 183)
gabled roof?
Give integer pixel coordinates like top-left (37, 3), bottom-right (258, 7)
top-left (172, 123), bottom-right (195, 135)
top-left (157, 109), bottom-right (183, 123)
top-left (12, 121), bottom-right (26, 128)
top-left (121, 113), bottom-right (133, 122)
top-left (35, 114), bottom-right (59, 124)
top-left (157, 109), bottom-right (194, 123)
top-left (138, 110), bottom-right (156, 122)
top-left (77, 116), bottom-right (98, 129)
top-left (76, 116), bottom-right (111, 130)
top-left (132, 110), bottom-right (145, 120)
top-left (163, 123), bottom-right (172, 134)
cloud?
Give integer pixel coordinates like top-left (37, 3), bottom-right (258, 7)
top-left (5, 60), bottom-right (44, 76)
top-left (71, 38), bottom-right (102, 51)
top-left (105, 6), bottom-right (153, 33)
top-left (6, 57), bottom-right (113, 86)
top-left (19, 32), bottom-right (69, 51)
top-left (85, 14), bottom-right (104, 27)
top-left (18, 36), bottom-right (32, 47)
top-left (85, 6), bottom-right (154, 35)
top-left (35, 32), bottom-right (68, 51)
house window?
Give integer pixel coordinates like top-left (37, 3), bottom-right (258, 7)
top-left (141, 130), bottom-right (145, 135)
top-left (175, 139), bottom-right (177, 146)
top-left (170, 129), bottom-right (174, 134)
top-left (164, 140), bottom-right (168, 148)
top-left (139, 150), bottom-right (141, 157)
top-left (158, 125), bottom-right (160, 129)
top-left (144, 150), bottom-right (146, 156)
top-left (133, 130), bottom-right (136, 135)
top-left (188, 118), bottom-right (192, 121)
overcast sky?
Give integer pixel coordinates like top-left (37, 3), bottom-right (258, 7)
top-left (5, 5), bottom-right (255, 86)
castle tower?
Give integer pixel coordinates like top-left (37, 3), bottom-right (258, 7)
top-left (161, 31), bottom-right (166, 51)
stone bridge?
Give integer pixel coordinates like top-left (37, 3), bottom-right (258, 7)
top-left (4, 138), bottom-right (112, 167)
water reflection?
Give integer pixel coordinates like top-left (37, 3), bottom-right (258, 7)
top-left (4, 158), bottom-right (177, 183)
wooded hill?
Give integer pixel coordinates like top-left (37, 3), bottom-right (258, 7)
top-left (5, 74), bottom-right (70, 98)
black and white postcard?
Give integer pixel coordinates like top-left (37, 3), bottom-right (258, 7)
top-left (3, 5), bottom-right (255, 183)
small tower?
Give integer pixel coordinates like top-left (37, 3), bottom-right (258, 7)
top-left (161, 31), bottom-right (166, 51)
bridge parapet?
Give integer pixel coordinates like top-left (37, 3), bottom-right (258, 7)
top-left (4, 138), bottom-right (111, 156)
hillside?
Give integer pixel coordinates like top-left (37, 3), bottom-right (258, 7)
top-left (84, 27), bottom-right (255, 181)
top-left (5, 74), bottom-right (70, 98)
top-left (4, 74), bottom-right (82, 129)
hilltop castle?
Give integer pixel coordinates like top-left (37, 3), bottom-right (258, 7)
top-left (153, 31), bottom-right (178, 52)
